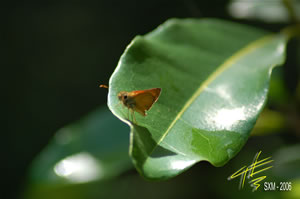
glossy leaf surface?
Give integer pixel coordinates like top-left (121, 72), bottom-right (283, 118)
top-left (108, 18), bottom-right (288, 179)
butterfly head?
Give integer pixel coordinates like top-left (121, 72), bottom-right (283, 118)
top-left (118, 91), bottom-right (128, 101)
top-left (118, 91), bottom-right (134, 108)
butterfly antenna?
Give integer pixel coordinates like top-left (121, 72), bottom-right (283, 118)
top-left (97, 80), bottom-right (108, 89)
top-left (99, 84), bottom-right (108, 89)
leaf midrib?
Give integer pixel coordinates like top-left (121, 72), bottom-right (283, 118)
top-left (142, 33), bottom-right (275, 161)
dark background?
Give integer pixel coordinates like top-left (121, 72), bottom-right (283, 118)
top-left (2, 1), bottom-right (298, 199)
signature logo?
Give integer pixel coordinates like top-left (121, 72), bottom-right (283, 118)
top-left (227, 151), bottom-right (273, 191)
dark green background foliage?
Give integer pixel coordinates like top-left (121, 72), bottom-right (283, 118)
top-left (3, 0), bottom-right (300, 199)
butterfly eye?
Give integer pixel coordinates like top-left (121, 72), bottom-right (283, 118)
top-left (124, 95), bottom-right (128, 99)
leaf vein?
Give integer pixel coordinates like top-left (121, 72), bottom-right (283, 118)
top-left (151, 34), bottom-right (274, 156)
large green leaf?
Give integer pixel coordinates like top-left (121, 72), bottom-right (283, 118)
top-left (108, 18), bottom-right (289, 179)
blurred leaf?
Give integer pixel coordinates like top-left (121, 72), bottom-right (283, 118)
top-left (273, 144), bottom-right (300, 180)
top-left (251, 108), bottom-right (286, 136)
top-left (268, 69), bottom-right (291, 106)
top-left (295, 40), bottom-right (300, 102)
top-left (282, 179), bottom-right (300, 199)
top-left (228, 0), bottom-right (300, 23)
top-left (108, 18), bottom-right (288, 179)
top-left (25, 107), bottom-right (132, 198)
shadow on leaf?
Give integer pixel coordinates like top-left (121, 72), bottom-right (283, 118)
top-left (130, 124), bottom-right (176, 169)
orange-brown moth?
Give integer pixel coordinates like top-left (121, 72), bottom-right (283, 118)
top-left (100, 84), bottom-right (161, 123)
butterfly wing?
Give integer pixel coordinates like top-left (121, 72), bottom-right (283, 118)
top-left (128, 88), bottom-right (161, 116)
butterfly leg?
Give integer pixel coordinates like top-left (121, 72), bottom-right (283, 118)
top-left (132, 110), bottom-right (137, 124)
top-left (127, 108), bottom-right (130, 121)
